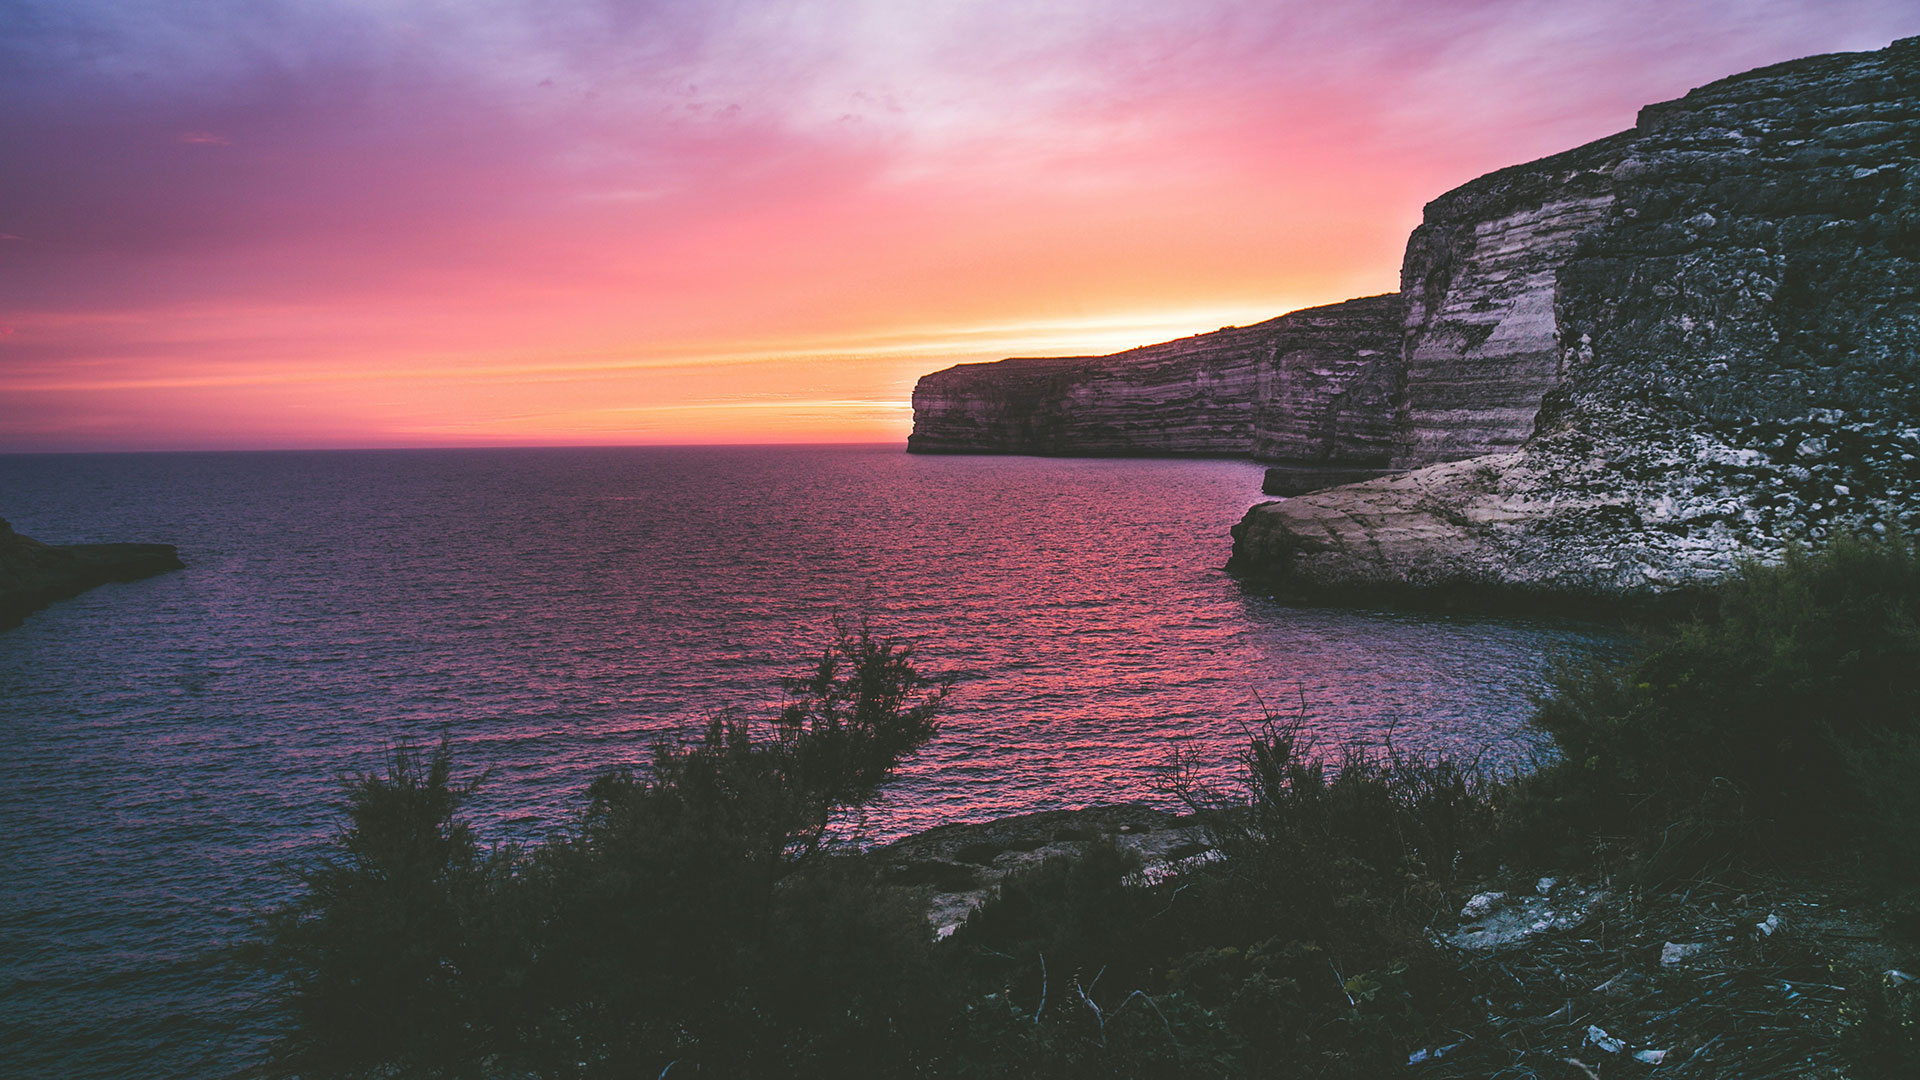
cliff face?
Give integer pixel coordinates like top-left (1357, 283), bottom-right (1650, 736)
top-left (1233, 36), bottom-right (1920, 600)
top-left (0, 517), bottom-right (184, 629)
top-left (904, 129), bottom-right (1636, 490)
top-left (906, 35), bottom-right (1919, 602)
top-left (908, 294), bottom-right (1407, 493)
top-left (1392, 133), bottom-right (1633, 467)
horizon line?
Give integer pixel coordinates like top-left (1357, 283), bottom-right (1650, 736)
top-left (0, 438), bottom-right (927, 457)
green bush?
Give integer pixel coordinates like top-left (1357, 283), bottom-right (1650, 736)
top-left (916, 724), bottom-right (1496, 1080)
top-left (1170, 727), bottom-right (1487, 1076)
top-left (1519, 533), bottom-right (1920, 873)
top-left (256, 621), bottom-right (952, 1079)
top-left (254, 736), bottom-right (494, 1077)
top-left (1201, 723), bottom-right (1494, 932)
top-left (1842, 969), bottom-right (1920, 1077)
top-left (945, 844), bottom-right (1231, 1078)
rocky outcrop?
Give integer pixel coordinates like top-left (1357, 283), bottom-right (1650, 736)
top-left (1232, 36), bottom-right (1920, 602)
top-left (875, 805), bottom-right (1213, 938)
top-left (0, 516), bottom-right (183, 629)
top-left (909, 294), bottom-right (1407, 494)
top-left (1232, 414), bottom-right (1920, 602)
top-left (904, 36), bottom-right (1919, 602)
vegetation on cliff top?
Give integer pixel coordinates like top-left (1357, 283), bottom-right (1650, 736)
top-left (251, 538), bottom-right (1920, 1078)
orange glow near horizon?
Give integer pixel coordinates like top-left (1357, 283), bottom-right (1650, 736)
top-left (2, 2), bottom-right (1914, 452)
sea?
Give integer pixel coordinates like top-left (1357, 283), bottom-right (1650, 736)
top-left (0, 445), bottom-right (1627, 1078)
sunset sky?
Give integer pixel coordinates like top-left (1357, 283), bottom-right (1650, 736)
top-left (2, 1), bottom-right (1913, 451)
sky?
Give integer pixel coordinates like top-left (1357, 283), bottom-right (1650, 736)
top-left (1, 1), bottom-right (1914, 451)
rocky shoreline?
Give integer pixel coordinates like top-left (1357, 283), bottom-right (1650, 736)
top-left (874, 804), bottom-right (1215, 940)
top-left (0, 516), bottom-right (183, 630)
top-left (1233, 37), bottom-right (1920, 604)
top-left (873, 802), bottom-right (1916, 1076)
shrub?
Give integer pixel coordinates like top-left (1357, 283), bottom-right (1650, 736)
top-left (1169, 724), bottom-right (1489, 1075)
top-left (254, 735), bottom-right (491, 1077)
top-left (1184, 719), bottom-right (1496, 942)
top-left (256, 621), bottom-right (952, 1079)
top-left (1519, 532), bottom-right (1920, 873)
top-left (945, 843), bottom-right (1235, 1079)
top-left (1842, 969), bottom-right (1920, 1077)
top-left (921, 721), bottom-right (1496, 1080)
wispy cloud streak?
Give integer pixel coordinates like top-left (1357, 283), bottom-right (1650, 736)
top-left (1, 1), bottom-right (1913, 449)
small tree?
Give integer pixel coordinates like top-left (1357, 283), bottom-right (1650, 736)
top-left (257, 735), bottom-right (487, 1077)
top-left (1522, 532), bottom-right (1920, 871)
top-left (255, 621), bottom-right (953, 1077)
top-left (590, 617), bottom-right (950, 870)
top-left (521, 619), bottom-right (953, 1073)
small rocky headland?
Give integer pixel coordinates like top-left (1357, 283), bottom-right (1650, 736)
top-left (0, 516), bottom-right (181, 630)
top-left (251, 40), bottom-right (1920, 1079)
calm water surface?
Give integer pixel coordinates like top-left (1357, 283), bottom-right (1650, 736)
top-left (0, 446), bottom-right (1626, 1078)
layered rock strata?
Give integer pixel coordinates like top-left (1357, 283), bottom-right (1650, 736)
top-left (905, 137), bottom-right (1645, 491)
top-left (0, 516), bottom-right (184, 629)
top-left (1391, 132), bottom-right (1634, 468)
top-left (909, 294), bottom-right (1407, 494)
top-left (1233, 36), bottom-right (1920, 601)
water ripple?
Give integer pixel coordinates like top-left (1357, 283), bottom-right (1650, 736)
top-left (0, 446), bottom-right (1625, 1079)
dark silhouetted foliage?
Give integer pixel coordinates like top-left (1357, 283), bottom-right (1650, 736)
top-left (256, 621), bottom-right (951, 1079)
top-left (255, 736), bottom-right (492, 1077)
top-left (254, 539), bottom-right (1920, 1078)
top-left (1515, 533), bottom-right (1920, 874)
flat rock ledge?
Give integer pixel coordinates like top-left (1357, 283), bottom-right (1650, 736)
top-left (0, 516), bottom-right (184, 630)
top-left (1229, 410), bottom-right (1920, 610)
top-left (873, 805), bottom-right (1213, 940)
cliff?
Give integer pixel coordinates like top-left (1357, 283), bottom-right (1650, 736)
top-left (905, 36), bottom-right (1920, 602)
top-left (909, 294), bottom-right (1407, 494)
top-left (0, 516), bottom-right (184, 629)
top-left (904, 129), bottom-right (1638, 490)
top-left (1391, 131), bottom-right (1635, 468)
top-left (1231, 35), bottom-right (1920, 601)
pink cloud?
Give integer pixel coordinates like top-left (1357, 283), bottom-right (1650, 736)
top-left (1, 1), bottom-right (1915, 450)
